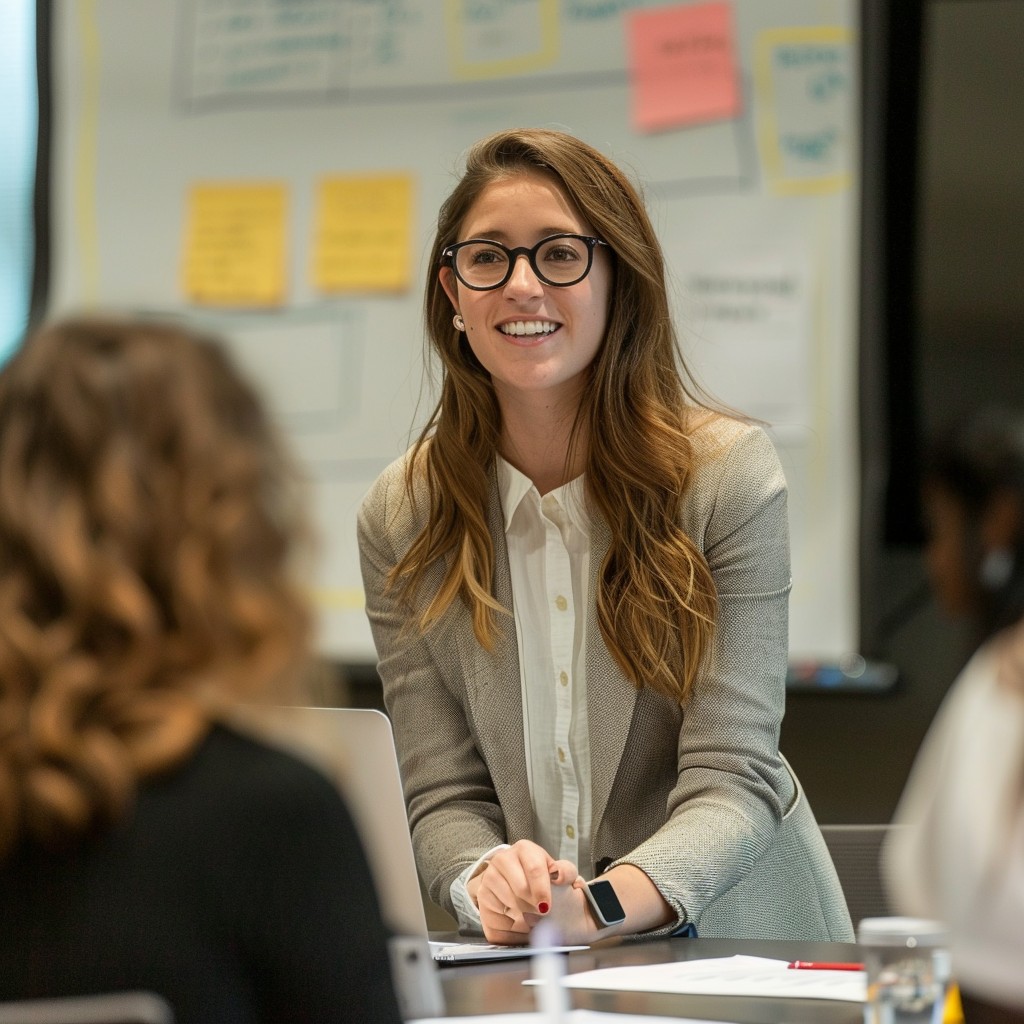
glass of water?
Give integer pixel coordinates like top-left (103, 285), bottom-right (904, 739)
top-left (858, 917), bottom-right (951, 1024)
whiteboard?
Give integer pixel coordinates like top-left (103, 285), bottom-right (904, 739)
top-left (49, 0), bottom-right (859, 664)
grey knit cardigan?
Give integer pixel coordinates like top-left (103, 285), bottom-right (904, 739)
top-left (358, 415), bottom-right (853, 941)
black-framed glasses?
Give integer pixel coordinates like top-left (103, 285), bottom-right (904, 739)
top-left (440, 233), bottom-right (609, 290)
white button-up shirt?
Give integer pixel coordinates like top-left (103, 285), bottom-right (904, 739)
top-left (450, 456), bottom-right (593, 930)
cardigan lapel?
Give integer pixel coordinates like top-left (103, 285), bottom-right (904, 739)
top-left (585, 513), bottom-right (639, 842)
top-left (464, 469), bottom-right (534, 842)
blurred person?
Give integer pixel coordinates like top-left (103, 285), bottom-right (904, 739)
top-left (885, 408), bottom-right (1024, 1024)
top-left (0, 315), bottom-right (402, 1023)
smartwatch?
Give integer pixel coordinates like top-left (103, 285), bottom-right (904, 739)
top-left (582, 878), bottom-right (626, 927)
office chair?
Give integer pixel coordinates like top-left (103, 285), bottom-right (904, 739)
top-left (0, 991), bottom-right (173, 1024)
top-left (820, 823), bottom-right (903, 928)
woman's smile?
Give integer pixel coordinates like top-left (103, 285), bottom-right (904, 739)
top-left (496, 318), bottom-right (562, 341)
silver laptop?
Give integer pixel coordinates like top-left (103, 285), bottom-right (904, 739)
top-left (275, 706), bottom-right (581, 963)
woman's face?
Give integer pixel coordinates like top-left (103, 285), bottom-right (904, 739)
top-left (923, 482), bottom-right (977, 618)
top-left (439, 169), bottom-right (612, 414)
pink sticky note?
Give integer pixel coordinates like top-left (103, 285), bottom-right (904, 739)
top-left (628, 1), bottom-right (741, 133)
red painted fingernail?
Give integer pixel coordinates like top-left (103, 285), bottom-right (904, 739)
top-left (538, 901), bottom-right (550, 914)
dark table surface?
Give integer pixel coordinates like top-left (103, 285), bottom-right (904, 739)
top-left (434, 935), bottom-right (866, 1021)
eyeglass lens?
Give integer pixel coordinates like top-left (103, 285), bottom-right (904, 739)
top-left (452, 235), bottom-right (595, 289)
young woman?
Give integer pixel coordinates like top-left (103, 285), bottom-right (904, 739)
top-left (359, 128), bottom-right (852, 945)
top-left (885, 409), bottom-right (1024, 1023)
top-left (0, 316), bottom-right (402, 1023)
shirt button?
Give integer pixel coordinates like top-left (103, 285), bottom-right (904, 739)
top-left (565, 824), bottom-right (575, 840)
top-left (559, 671), bottom-right (569, 687)
top-left (557, 747), bottom-right (566, 763)
top-left (555, 595), bottom-right (568, 611)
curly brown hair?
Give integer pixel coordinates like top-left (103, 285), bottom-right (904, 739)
top-left (0, 315), bottom-right (312, 858)
top-left (392, 127), bottom-right (719, 704)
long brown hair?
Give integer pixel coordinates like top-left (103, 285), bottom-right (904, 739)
top-left (0, 315), bottom-right (312, 857)
top-left (392, 127), bottom-right (719, 703)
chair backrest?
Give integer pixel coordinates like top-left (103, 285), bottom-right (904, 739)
top-left (0, 991), bottom-right (173, 1024)
top-left (820, 823), bottom-right (903, 929)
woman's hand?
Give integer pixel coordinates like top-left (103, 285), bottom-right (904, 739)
top-left (467, 839), bottom-right (577, 944)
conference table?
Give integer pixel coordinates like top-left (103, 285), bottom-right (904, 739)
top-left (434, 936), bottom-right (865, 1021)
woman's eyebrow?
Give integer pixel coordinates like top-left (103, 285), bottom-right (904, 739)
top-left (463, 226), bottom-right (579, 242)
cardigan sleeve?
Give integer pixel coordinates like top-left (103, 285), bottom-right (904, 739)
top-left (612, 423), bottom-right (795, 931)
top-left (357, 463), bottom-right (509, 916)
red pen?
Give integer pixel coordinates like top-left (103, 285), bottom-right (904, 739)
top-left (788, 961), bottom-right (864, 971)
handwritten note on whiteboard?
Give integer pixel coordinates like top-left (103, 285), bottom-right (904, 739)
top-left (445, 0), bottom-right (559, 80)
top-left (755, 26), bottom-right (854, 194)
top-left (628, 1), bottom-right (741, 133)
top-left (182, 0), bottom-right (347, 108)
top-left (182, 182), bottom-right (287, 307)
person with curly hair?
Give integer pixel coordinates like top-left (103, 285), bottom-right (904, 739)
top-left (0, 315), bottom-right (402, 1023)
top-left (358, 127), bottom-right (851, 945)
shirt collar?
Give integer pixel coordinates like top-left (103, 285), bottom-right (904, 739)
top-left (496, 455), bottom-right (534, 532)
top-left (496, 455), bottom-right (589, 536)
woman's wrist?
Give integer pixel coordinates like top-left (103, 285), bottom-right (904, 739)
top-left (593, 864), bottom-right (674, 937)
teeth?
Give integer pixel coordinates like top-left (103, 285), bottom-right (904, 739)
top-left (499, 321), bottom-right (558, 336)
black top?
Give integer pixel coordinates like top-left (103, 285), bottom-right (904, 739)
top-left (0, 724), bottom-right (402, 1023)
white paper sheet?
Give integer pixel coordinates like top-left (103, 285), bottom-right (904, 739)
top-left (529, 954), bottom-right (866, 1003)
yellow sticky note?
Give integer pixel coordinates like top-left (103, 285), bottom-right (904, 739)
top-left (182, 183), bottom-right (287, 307)
top-left (313, 175), bottom-right (413, 293)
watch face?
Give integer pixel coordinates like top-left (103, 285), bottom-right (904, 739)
top-left (585, 879), bottom-right (626, 926)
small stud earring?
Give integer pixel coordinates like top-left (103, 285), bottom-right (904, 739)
top-left (453, 314), bottom-right (465, 332)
